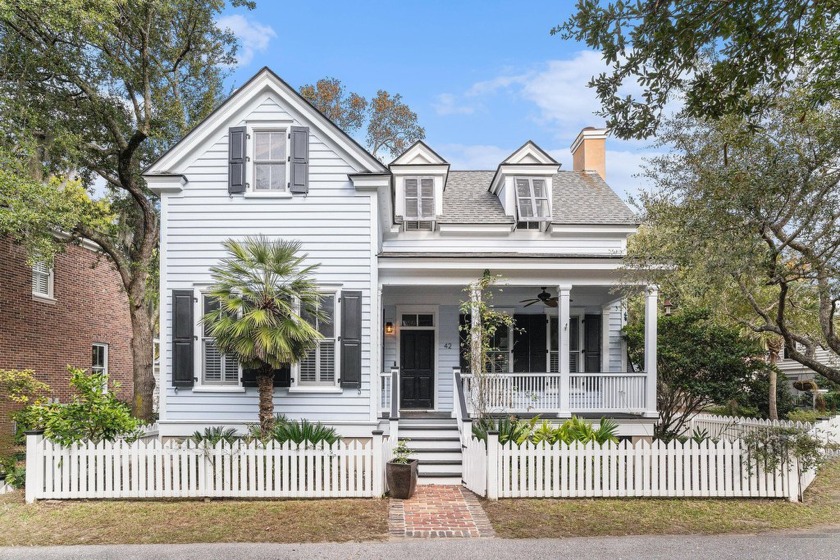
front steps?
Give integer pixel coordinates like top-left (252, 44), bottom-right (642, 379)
top-left (397, 417), bottom-right (462, 485)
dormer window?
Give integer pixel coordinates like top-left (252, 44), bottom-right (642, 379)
top-left (515, 177), bottom-right (550, 229)
top-left (404, 177), bottom-right (435, 230)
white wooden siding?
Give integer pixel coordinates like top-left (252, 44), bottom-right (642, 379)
top-left (607, 303), bottom-right (625, 372)
top-left (382, 232), bottom-right (626, 255)
top-left (160, 94), bottom-right (375, 431)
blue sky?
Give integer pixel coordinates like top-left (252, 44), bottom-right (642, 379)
top-left (218, 1), bottom-right (657, 200)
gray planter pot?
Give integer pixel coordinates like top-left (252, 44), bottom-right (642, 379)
top-left (386, 459), bottom-right (418, 499)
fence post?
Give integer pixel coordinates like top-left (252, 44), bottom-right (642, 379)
top-left (486, 431), bottom-right (499, 501)
top-left (372, 430), bottom-right (384, 497)
top-left (24, 430), bottom-right (44, 504)
top-left (787, 458), bottom-right (801, 503)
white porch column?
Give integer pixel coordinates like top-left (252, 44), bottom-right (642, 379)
top-left (644, 285), bottom-right (659, 416)
top-left (558, 285), bottom-right (572, 415)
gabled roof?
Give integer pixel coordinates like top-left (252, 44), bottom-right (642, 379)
top-left (390, 140), bottom-right (449, 166)
top-left (144, 67), bottom-right (386, 176)
top-left (501, 140), bottom-right (559, 165)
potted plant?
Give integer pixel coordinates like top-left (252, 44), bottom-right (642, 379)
top-left (386, 439), bottom-right (417, 499)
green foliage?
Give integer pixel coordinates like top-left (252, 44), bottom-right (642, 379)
top-left (690, 427), bottom-right (710, 445)
top-left (0, 368), bottom-right (51, 452)
top-left (24, 368), bottom-right (141, 446)
top-left (625, 92), bottom-right (840, 385)
top-left (559, 1), bottom-right (839, 139)
top-left (625, 307), bottom-right (770, 441)
top-left (473, 415), bottom-right (619, 446)
top-left (390, 439), bottom-right (413, 465)
top-left (204, 236), bottom-right (324, 432)
top-left (271, 419), bottom-right (340, 447)
top-left (0, 456), bottom-right (25, 489)
top-left (737, 367), bottom-right (798, 420)
top-left (743, 427), bottom-right (828, 490)
top-left (191, 427), bottom-right (238, 446)
top-left (785, 409), bottom-right (822, 424)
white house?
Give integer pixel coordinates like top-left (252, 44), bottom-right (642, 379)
top-left (144, 68), bottom-right (659, 484)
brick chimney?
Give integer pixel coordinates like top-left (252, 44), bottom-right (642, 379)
top-left (570, 127), bottom-right (608, 180)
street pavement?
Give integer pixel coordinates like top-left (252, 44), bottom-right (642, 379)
top-left (2, 530), bottom-right (840, 560)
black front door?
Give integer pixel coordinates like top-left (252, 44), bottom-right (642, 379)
top-left (400, 330), bottom-right (434, 409)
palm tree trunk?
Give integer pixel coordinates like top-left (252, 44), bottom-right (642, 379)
top-left (256, 366), bottom-right (275, 433)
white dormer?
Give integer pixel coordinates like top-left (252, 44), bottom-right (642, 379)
top-left (389, 141), bottom-right (449, 231)
top-left (489, 141), bottom-right (559, 231)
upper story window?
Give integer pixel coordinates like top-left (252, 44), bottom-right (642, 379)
top-left (253, 130), bottom-right (287, 192)
top-left (514, 177), bottom-right (551, 229)
top-left (32, 261), bottom-right (54, 299)
top-left (298, 292), bottom-right (338, 386)
top-left (404, 177), bottom-right (435, 230)
top-left (201, 294), bottom-right (240, 385)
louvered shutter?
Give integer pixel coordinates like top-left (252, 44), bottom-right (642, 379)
top-left (172, 290), bottom-right (195, 387)
top-left (289, 126), bottom-right (309, 194)
top-left (228, 126), bottom-right (247, 194)
top-left (340, 291), bottom-right (362, 388)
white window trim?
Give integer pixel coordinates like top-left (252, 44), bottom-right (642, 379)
top-left (194, 291), bottom-right (243, 389)
top-left (92, 342), bottom-right (109, 393)
top-left (514, 177), bottom-right (551, 228)
top-left (245, 124), bottom-right (291, 196)
top-left (32, 261), bottom-right (55, 302)
top-left (292, 289), bottom-right (341, 390)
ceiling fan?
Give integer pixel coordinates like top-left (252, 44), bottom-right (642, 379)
top-left (520, 287), bottom-right (559, 308)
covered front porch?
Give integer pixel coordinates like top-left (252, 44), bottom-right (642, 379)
top-left (375, 279), bottom-right (658, 420)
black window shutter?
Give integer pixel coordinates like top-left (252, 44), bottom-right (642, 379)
top-left (289, 126), bottom-right (309, 194)
top-left (228, 126), bottom-right (247, 194)
top-left (340, 291), bottom-right (362, 388)
top-left (172, 290), bottom-right (195, 387)
top-left (242, 365), bottom-right (290, 388)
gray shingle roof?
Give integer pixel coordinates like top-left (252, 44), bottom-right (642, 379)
top-left (439, 171), bottom-right (512, 224)
top-left (437, 170), bottom-right (637, 225)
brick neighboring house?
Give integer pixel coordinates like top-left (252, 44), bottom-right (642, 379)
top-left (0, 236), bottom-right (134, 446)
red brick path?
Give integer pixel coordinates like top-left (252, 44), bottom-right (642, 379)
top-left (389, 485), bottom-right (495, 538)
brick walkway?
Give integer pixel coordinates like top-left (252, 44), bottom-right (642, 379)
top-left (389, 485), bottom-right (495, 538)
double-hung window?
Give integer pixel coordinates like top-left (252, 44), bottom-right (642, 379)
top-left (201, 294), bottom-right (240, 385)
top-left (299, 292), bottom-right (338, 386)
top-left (91, 343), bottom-right (108, 376)
top-left (253, 130), bottom-right (287, 191)
top-left (32, 261), bottom-right (54, 298)
top-left (404, 177), bottom-right (435, 230)
top-left (514, 177), bottom-right (551, 229)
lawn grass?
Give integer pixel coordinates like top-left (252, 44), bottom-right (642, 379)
top-left (0, 494), bottom-right (388, 546)
top-left (483, 459), bottom-right (840, 538)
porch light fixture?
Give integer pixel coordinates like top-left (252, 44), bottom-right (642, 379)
top-left (385, 321), bottom-right (394, 335)
top-left (663, 299), bottom-right (674, 316)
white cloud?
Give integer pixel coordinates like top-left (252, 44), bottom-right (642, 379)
top-left (217, 14), bottom-right (277, 68)
top-left (432, 93), bottom-right (476, 116)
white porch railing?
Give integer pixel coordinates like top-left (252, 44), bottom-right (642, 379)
top-left (460, 372), bottom-right (649, 415)
top-left (379, 372), bottom-right (392, 417)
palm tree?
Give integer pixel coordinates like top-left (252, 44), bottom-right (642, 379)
top-left (203, 236), bottom-right (324, 432)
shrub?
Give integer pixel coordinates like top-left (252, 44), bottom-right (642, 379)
top-left (390, 440), bottom-right (413, 464)
top-left (24, 367), bottom-right (140, 445)
top-left (786, 409), bottom-right (822, 423)
top-left (0, 456), bottom-right (25, 489)
top-left (191, 426), bottom-right (238, 446)
top-left (272, 418), bottom-right (340, 446)
top-left (742, 426), bottom-right (829, 488)
top-left (0, 369), bottom-right (51, 453)
top-left (472, 415), bottom-right (619, 446)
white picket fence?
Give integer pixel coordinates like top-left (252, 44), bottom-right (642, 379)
top-left (463, 434), bottom-right (809, 501)
top-left (25, 431), bottom-right (385, 503)
top-left (686, 413), bottom-right (814, 440)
